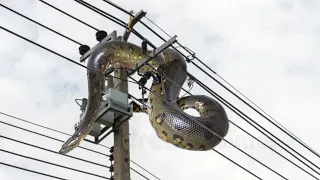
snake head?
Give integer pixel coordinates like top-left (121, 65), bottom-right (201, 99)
top-left (58, 136), bottom-right (81, 155)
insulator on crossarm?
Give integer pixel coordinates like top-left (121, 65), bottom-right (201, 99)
top-left (96, 30), bottom-right (108, 42)
top-left (79, 45), bottom-right (90, 56)
top-left (109, 146), bottom-right (114, 153)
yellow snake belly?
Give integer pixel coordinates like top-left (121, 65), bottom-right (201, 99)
top-left (59, 41), bottom-right (229, 154)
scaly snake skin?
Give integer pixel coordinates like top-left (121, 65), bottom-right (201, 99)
top-left (59, 41), bottom-right (229, 154)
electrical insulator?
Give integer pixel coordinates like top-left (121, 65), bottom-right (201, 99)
top-left (109, 165), bottom-right (114, 172)
top-left (109, 154), bottom-right (114, 161)
top-left (109, 146), bottom-right (114, 153)
top-left (79, 45), bottom-right (90, 56)
top-left (96, 30), bottom-right (108, 42)
top-left (142, 39), bottom-right (147, 55)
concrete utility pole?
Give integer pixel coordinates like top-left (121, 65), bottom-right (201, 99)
top-left (78, 9), bottom-right (177, 180)
top-left (113, 64), bottom-right (130, 180)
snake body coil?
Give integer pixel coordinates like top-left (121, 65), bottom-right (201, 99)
top-left (59, 41), bottom-right (229, 154)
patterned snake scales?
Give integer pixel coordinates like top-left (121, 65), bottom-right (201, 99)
top-left (59, 40), bottom-right (229, 154)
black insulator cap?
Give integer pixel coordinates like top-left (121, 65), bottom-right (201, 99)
top-left (142, 39), bottom-right (148, 55)
top-left (109, 154), bottom-right (114, 161)
top-left (79, 45), bottom-right (90, 55)
top-left (109, 146), bottom-right (114, 153)
top-left (96, 30), bottom-right (108, 42)
top-left (109, 165), bottom-right (114, 172)
top-left (138, 77), bottom-right (148, 88)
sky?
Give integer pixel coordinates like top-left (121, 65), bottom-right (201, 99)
top-left (0, 0), bottom-right (320, 179)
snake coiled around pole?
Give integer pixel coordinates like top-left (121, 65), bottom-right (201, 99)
top-left (59, 40), bottom-right (229, 154)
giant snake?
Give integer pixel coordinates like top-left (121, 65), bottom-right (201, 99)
top-left (59, 40), bottom-right (229, 154)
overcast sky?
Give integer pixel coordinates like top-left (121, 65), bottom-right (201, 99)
top-left (0, 0), bottom-right (320, 180)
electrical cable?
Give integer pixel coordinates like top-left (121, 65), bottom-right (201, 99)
top-left (0, 161), bottom-right (67, 180)
top-left (99, 0), bottom-right (320, 159)
top-left (0, 4), bottom-right (82, 45)
top-left (188, 73), bottom-right (320, 173)
top-left (130, 167), bottom-right (151, 180)
top-left (0, 110), bottom-right (159, 179)
top-left (0, 25), bottom-right (88, 69)
top-left (0, 111), bottom-right (109, 149)
top-left (0, 118), bottom-right (109, 157)
top-left (0, 135), bottom-right (109, 168)
top-left (73, 0), bottom-right (157, 49)
top-left (0, 148), bottom-right (109, 179)
top-left (39, 0), bottom-right (99, 31)
top-left (130, 160), bottom-right (161, 180)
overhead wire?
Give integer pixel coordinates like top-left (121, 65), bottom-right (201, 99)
top-left (39, 0), bottom-right (99, 31)
top-left (0, 135), bottom-right (109, 168)
top-left (0, 4), bottom-right (82, 45)
top-left (0, 24), bottom-right (269, 180)
top-left (100, 0), bottom-right (320, 160)
top-left (187, 73), bottom-right (320, 173)
top-left (0, 148), bottom-right (109, 179)
top-left (0, 161), bottom-right (67, 180)
top-left (0, 111), bottom-right (159, 179)
top-left (0, 118), bottom-right (109, 157)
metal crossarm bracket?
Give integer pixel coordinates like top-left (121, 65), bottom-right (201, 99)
top-left (127, 35), bottom-right (177, 76)
top-left (80, 31), bottom-right (117, 63)
top-left (122, 10), bottom-right (146, 41)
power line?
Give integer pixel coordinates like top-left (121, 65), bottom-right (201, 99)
top-left (72, 0), bottom-right (157, 49)
top-left (39, 0), bottom-right (99, 31)
top-left (0, 4), bottom-right (82, 45)
top-left (130, 160), bottom-right (161, 180)
top-left (0, 161), bottom-right (67, 180)
top-left (0, 118), bottom-right (109, 157)
top-left (0, 111), bottom-right (109, 149)
top-left (188, 73), bottom-right (320, 173)
top-left (0, 111), bottom-right (160, 179)
top-left (0, 25), bottom-right (88, 69)
top-left (0, 135), bottom-right (109, 168)
top-left (0, 148), bottom-right (109, 179)
top-left (130, 167), bottom-right (151, 180)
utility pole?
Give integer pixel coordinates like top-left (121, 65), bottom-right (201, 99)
top-left (113, 64), bottom-right (130, 180)
top-left (77, 9), bottom-right (177, 180)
